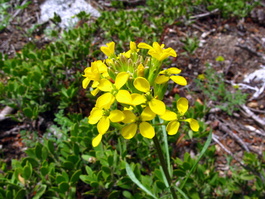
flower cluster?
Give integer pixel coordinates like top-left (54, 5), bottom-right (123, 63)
top-left (83, 41), bottom-right (199, 147)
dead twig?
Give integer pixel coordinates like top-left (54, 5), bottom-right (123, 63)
top-left (190, 8), bottom-right (219, 20)
top-left (212, 134), bottom-right (245, 166)
top-left (218, 122), bottom-right (250, 152)
top-left (240, 104), bottom-right (265, 130)
top-left (236, 44), bottom-right (265, 62)
top-left (0, 124), bottom-right (28, 139)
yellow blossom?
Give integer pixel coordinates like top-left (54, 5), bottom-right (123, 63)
top-left (160, 97), bottom-right (199, 135)
top-left (100, 41), bottom-right (116, 57)
top-left (82, 60), bottom-right (108, 89)
top-left (155, 67), bottom-right (187, 85)
top-left (138, 42), bottom-right (177, 61)
top-left (89, 107), bottom-right (125, 147)
top-left (121, 107), bottom-right (156, 139)
top-left (133, 77), bottom-right (166, 115)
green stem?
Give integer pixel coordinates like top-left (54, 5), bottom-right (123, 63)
top-left (153, 134), bottom-right (177, 199)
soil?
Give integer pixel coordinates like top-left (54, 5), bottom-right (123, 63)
top-left (1, 0), bottom-right (265, 181)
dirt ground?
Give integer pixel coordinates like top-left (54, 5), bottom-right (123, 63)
top-left (1, 0), bottom-right (265, 176)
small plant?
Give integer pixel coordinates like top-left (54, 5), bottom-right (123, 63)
top-left (195, 62), bottom-right (247, 115)
top-left (81, 41), bottom-right (209, 198)
top-left (181, 36), bottom-right (200, 55)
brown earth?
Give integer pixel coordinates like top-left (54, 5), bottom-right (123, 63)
top-left (1, 0), bottom-right (265, 177)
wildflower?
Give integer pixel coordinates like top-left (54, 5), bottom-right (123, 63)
top-left (96, 72), bottom-right (145, 108)
top-left (138, 42), bottom-right (177, 61)
top-left (121, 107), bottom-right (156, 139)
top-left (82, 60), bottom-right (108, 89)
top-left (133, 77), bottom-right (166, 115)
top-left (160, 97), bottom-right (199, 135)
top-left (100, 41), bottom-right (116, 58)
top-left (121, 41), bottom-right (139, 58)
top-left (89, 107), bottom-right (125, 147)
top-left (155, 67), bottom-right (187, 85)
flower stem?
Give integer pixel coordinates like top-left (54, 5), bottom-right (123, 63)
top-left (153, 134), bottom-right (177, 199)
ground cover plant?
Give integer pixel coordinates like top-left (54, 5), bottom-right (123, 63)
top-left (0, 0), bottom-right (265, 198)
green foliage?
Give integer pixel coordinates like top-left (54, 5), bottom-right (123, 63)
top-left (195, 63), bottom-right (248, 115)
top-left (0, 0), bottom-right (263, 198)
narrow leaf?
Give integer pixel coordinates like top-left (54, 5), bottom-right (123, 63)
top-left (125, 162), bottom-right (157, 199)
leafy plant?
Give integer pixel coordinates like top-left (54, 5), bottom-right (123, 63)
top-left (195, 63), bottom-right (248, 115)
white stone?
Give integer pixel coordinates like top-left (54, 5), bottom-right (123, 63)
top-left (39, 0), bottom-right (100, 28)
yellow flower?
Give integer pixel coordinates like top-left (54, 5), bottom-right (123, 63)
top-left (89, 107), bottom-right (125, 147)
top-left (120, 41), bottom-right (139, 58)
top-left (133, 77), bottom-right (166, 115)
top-left (100, 41), bottom-right (116, 58)
top-left (155, 67), bottom-right (187, 86)
top-left (82, 60), bottom-right (108, 89)
top-left (138, 42), bottom-right (177, 61)
top-left (96, 72), bottom-right (145, 108)
top-left (121, 107), bottom-right (156, 139)
top-left (160, 97), bottom-right (199, 135)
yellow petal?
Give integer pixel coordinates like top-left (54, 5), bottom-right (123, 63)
top-left (177, 97), bottom-right (188, 115)
top-left (97, 116), bottom-right (110, 134)
top-left (155, 75), bottom-right (169, 84)
top-left (131, 93), bottom-right (146, 105)
top-left (160, 110), bottom-right (177, 121)
top-left (137, 63), bottom-right (145, 77)
top-left (166, 121), bottom-right (180, 135)
top-left (91, 88), bottom-right (100, 96)
top-left (138, 42), bottom-right (152, 49)
top-left (141, 107), bottom-right (156, 121)
top-left (88, 107), bottom-right (103, 124)
top-left (170, 76), bottom-right (187, 86)
top-left (82, 78), bottom-right (90, 89)
top-left (115, 72), bottom-right (130, 90)
top-left (98, 79), bottom-right (113, 92)
top-left (100, 41), bottom-right (115, 57)
top-left (122, 110), bottom-right (136, 123)
top-left (130, 41), bottom-right (137, 51)
top-left (92, 134), bottom-right (102, 147)
top-left (121, 123), bottom-right (137, 139)
top-left (139, 122), bottom-right (155, 139)
top-left (116, 90), bottom-right (132, 105)
top-left (167, 67), bottom-right (181, 74)
top-left (134, 77), bottom-right (150, 92)
top-left (165, 48), bottom-right (177, 57)
top-left (109, 110), bottom-right (125, 122)
top-left (95, 93), bottom-right (115, 109)
top-left (184, 118), bottom-right (199, 131)
top-left (148, 98), bottom-right (166, 115)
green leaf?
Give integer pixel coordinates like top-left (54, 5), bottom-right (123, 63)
top-left (70, 170), bottom-right (81, 185)
top-left (35, 143), bottom-right (43, 160)
top-left (23, 107), bottom-right (33, 118)
top-left (239, 173), bottom-right (255, 181)
top-left (47, 140), bottom-right (55, 155)
top-left (42, 146), bottom-right (48, 160)
top-left (40, 166), bottom-right (49, 176)
top-left (32, 185), bottom-right (47, 199)
top-left (23, 161), bottom-right (32, 180)
top-left (59, 182), bottom-right (69, 193)
top-left (173, 169), bottom-right (186, 177)
top-left (14, 188), bottom-right (26, 199)
top-left (122, 190), bottom-right (132, 198)
top-left (56, 175), bottom-right (65, 184)
top-left (180, 132), bottom-right (212, 189)
top-left (22, 157), bottom-right (39, 168)
top-left (125, 162), bottom-right (157, 199)
top-left (63, 161), bottom-right (74, 169)
top-left (108, 190), bottom-right (120, 199)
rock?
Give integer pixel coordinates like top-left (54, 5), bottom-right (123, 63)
top-left (39, 0), bottom-right (101, 29)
